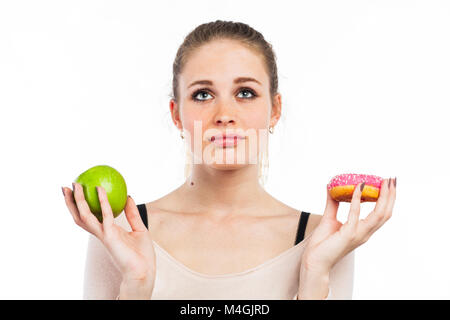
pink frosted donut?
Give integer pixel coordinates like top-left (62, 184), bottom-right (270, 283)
top-left (327, 173), bottom-right (384, 202)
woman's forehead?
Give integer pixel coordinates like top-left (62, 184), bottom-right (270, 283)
top-left (179, 39), bottom-right (268, 88)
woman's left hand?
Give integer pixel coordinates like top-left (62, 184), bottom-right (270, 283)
top-left (302, 178), bottom-right (396, 275)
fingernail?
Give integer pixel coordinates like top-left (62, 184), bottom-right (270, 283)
top-left (388, 178), bottom-right (391, 189)
top-left (62, 187), bottom-right (65, 196)
top-left (360, 182), bottom-right (365, 192)
top-left (394, 177), bottom-right (397, 187)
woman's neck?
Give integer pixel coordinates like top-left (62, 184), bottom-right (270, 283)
top-left (178, 164), bottom-right (269, 217)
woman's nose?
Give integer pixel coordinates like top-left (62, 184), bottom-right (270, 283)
top-left (213, 102), bottom-right (236, 126)
top-left (215, 117), bottom-right (235, 126)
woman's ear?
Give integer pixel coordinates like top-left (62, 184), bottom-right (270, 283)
top-left (270, 93), bottom-right (282, 127)
top-left (170, 99), bottom-right (183, 130)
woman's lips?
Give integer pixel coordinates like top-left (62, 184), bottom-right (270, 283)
top-left (211, 135), bottom-right (244, 147)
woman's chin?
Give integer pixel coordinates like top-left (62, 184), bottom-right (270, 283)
top-left (207, 162), bottom-right (248, 171)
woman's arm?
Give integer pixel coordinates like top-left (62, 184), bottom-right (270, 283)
top-left (83, 234), bottom-right (122, 299)
top-left (326, 249), bottom-right (354, 299)
top-left (83, 210), bottom-right (149, 300)
top-left (82, 208), bottom-right (155, 300)
top-left (83, 232), bottom-right (154, 300)
top-left (295, 250), bottom-right (354, 300)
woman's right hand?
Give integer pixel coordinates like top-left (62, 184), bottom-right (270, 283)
top-left (62, 183), bottom-right (156, 295)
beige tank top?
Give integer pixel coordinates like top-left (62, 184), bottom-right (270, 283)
top-left (151, 236), bottom-right (309, 300)
top-left (82, 205), bottom-right (355, 300)
top-left (139, 204), bottom-right (354, 300)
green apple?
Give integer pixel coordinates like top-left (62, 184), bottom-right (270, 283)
top-left (74, 165), bottom-right (127, 223)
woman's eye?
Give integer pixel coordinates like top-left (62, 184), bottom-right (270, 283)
top-left (193, 91), bottom-right (212, 101)
top-left (237, 89), bottom-right (255, 99)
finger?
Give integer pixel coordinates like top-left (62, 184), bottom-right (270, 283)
top-left (72, 182), bottom-right (103, 237)
top-left (96, 186), bottom-right (115, 234)
top-left (373, 178), bottom-right (390, 214)
top-left (347, 182), bottom-right (363, 228)
top-left (124, 196), bottom-right (148, 232)
top-left (62, 187), bottom-right (83, 227)
top-left (323, 185), bottom-right (339, 220)
top-left (360, 178), bottom-right (390, 233)
top-left (384, 177), bottom-right (397, 223)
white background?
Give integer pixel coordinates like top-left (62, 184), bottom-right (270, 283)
top-left (1, 0), bottom-right (449, 299)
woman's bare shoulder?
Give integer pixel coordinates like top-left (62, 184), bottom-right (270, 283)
top-left (266, 194), bottom-right (323, 236)
top-left (281, 207), bottom-right (322, 239)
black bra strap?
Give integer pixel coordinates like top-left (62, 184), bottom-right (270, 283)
top-left (137, 203), bottom-right (148, 230)
top-left (295, 211), bottom-right (310, 245)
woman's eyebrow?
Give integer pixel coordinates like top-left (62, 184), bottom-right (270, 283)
top-left (188, 77), bottom-right (262, 88)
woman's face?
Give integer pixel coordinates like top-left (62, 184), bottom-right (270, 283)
top-left (171, 39), bottom-right (281, 170)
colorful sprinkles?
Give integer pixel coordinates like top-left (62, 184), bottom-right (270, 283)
top-left (327, 173), bottom-right (383, 190)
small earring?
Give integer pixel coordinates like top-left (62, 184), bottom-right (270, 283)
top-left (269, 126), bottom-right (274, 134)
top-left (180, 130), bottom-right (184, 139)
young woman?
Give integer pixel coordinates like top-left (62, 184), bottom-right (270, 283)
top-left (62, 20), bottom-right (396, 300)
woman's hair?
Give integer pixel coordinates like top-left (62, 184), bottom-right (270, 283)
top-left (171, 20), bottom-right (279, 187)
